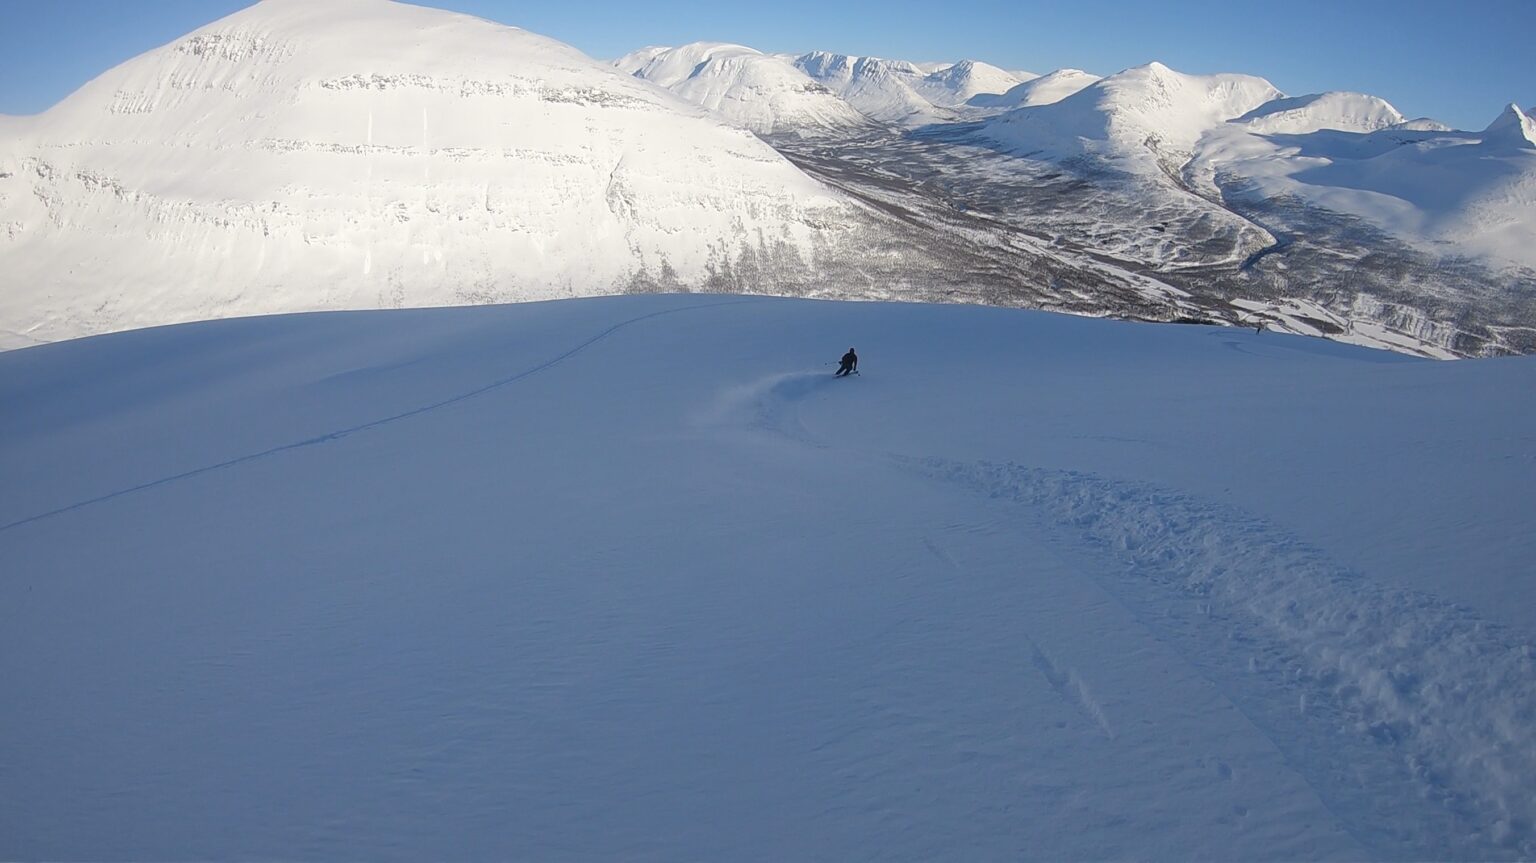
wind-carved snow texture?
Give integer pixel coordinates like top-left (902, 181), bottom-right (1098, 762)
top-left (903, 458), bottom-right (1536, 858)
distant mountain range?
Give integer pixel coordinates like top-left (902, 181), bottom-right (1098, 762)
top-left (626, 43), bottom-right (1536, 356)
top-left (2, 0), bottom-right (1531, 356)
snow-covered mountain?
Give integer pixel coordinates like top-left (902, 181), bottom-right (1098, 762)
top-left (981, 62), bottom-right (1284, 162)
top-left (1230, 91), bottom-right (1406, 135)
top-left (3, 1), bottom-right (1531, 358)
top-left (972, 65), bottom-right (1534, 274)
top-left (1483, 101), bottom-right (1536, 148)
top-left (1189, 100), bottom-right (1536, 269)
top-left (786, 51), bottom-right (1026, 125)
top-left (0, 0), bottom-right (880, 345)
top-left (909, 59), bottom-right (1029, 108)
top-left (784, 52), bottom-right (942, 124)
top-left (612, 42), bottom-right (867, 135)
top-left (967, 68), bottom-right (1099, 109)
top-left (5, 295), bottom-right (1534, 859)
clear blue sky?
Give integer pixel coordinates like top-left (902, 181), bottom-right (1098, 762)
top-left (0, 0), bottom-right (1530, 130)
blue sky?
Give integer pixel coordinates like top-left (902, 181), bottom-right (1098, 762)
top-left (0, 0), bottom-right (1530, 130)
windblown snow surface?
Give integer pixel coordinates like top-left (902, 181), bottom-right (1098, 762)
top-left (3, 296), bottom-right (1535, 861)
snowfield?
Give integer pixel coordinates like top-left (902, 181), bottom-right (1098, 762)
top-left (3, 295), bottom-right (1533, 860)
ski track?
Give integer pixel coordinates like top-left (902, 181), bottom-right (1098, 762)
top-left (730, 370), bottom-right (1536, 860)
top-left (904, 457), bottom-right (1536, 860)
top-left (922, 532), bottom-right (1120, 743)
top-left (0, 298), bottom-right (762, 535)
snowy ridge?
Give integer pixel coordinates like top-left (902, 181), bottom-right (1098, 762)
top-left (1191, 100), bottom-right (1536, 267)
top-left (1232, 91), bottom-right (1406, 135)
top-left (967, 68), bottom-right (1099, 109)
top-left (788, 51), bottom-right (1024, 125)
top-left (0, 0), bottom-right (870, 344)
top-left (910, 59), bottom-right (1028, 108)
top-left (983, 62), bottom-right (1283, 159)
top-left (1482, 103), bottom-right (1536, 150)
top-left (1394, 117), bottom-right (1455, 132)
top-left (614, 42), bottom-right (867, 135)
top-left (789, 52), bottom-right (945, 124)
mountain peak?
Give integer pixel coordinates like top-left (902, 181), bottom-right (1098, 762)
top-left (0, 1), bottom-right (867, 343)
top-left (1481, 102), bottom-right (1536, 149)
top-left (1233, 91), bottom-right (1406, 135)
top-left (968, 68), bottom-right (1098, 109)
top-left (616, 42), bottom-right (866, 134)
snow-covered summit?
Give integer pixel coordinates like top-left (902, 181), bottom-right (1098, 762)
top-left (788, 51), bottom-right (1023, 125)
top-left (1481, 102), bottom-right (1536, 149)
top-left (789, 52), bottom-right (942, 124)
top-left (983, 61), bottom-right (1282, 158)
top-left (614, 42), bottom-right (867, 135)
top-left (1393, 117), bottom-right (1454, 132)
top-left (968, 68), bottom-right (1099, 109)
top-left (0, 0), bottom-right (869, 344)
top-left (1190, 98), bottom-right (1536, 269)
top-left (1232, 91), bottom-right (1406, 135)
top-left (912, 59), bottom-right (1029, 108)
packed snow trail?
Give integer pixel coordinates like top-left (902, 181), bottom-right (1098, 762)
top-left (3, 296), bottom-right (1533, 860)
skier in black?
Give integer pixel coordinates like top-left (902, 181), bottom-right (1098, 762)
top-left (835, 347), bottom-right (858, 377)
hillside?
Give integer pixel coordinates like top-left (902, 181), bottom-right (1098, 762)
top-left (3, 296), bottom-right (1534, 860)
top-left (0, 0), bottom-right (877, 346)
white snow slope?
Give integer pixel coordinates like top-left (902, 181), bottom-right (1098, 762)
top-left (3, 295), bottom-right (1534, 861)
top-left (613, 42), bottom-right (867, 135)
top-left (0, 0), bottom-right (860, 346)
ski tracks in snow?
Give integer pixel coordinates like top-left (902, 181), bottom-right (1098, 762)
top-left (723, 377), bottom-right (1535, 858)
top-left (922, 534), bottom-right (1118, 742)
top-left (915, 531), bottom-right (1124, 740)
top-left (0, 298), bottom-right (763, 535)
top-left (907, 456), bottom-right (1536, 860)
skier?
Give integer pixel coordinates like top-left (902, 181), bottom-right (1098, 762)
top-left (835, 347), bottom-right (858, 377)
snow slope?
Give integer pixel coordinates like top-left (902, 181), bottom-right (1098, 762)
top-left (614, 42), bottom-right (867, 135)
top-left (968, 68), bottom-right (1100, 109)
top-left (3, 295), bottom-right (1534, 860)
top-left (0, 0), bottom-right (866, 346)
